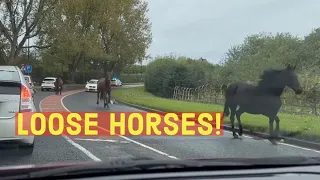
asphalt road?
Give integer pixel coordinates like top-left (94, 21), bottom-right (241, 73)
top-left (1, 85), bottom-right (320, 167)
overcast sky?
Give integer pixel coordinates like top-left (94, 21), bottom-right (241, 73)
top-left (145, 0), bottom-right (320, 64)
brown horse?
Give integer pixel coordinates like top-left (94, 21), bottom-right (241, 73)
top-left (96, 71), bottom-right (112, 108)
top-left (54, 76), bottom-right (63, 95)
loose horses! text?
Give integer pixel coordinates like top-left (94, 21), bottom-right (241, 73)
top-left (15, 112), bottom-right (224, 136)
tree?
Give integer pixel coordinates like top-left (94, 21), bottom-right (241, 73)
top-left (97, 0), bottom-right (152, 73)
top-left (39, 0), bottom-right (103, 81)
top-left (302, 28), bottom-right (320, 68)
top-left (220, 32), bottom-right (303, 82)
top-left (38, 0), bottom-right (152, 80)
top-left (0, 0), bottom-right (55, 65)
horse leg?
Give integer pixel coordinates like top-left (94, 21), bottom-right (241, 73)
top-left (274, 115), bottom-right (281, 140)
top-left (235, 109), bottom-right (244, 137)
top-left (108, 91), bottom-right (111, 103)
top-left (268, 117), bottom-right (277, 145)
top-left (230, 107), bottom-right (238, 138)
top-left (104, 92), bottom-right (109, 109)
top-left (96, 91), bottom-right (100, 105)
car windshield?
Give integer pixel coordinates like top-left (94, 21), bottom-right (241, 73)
top-left (24, 77), bottom-right (30, 82)
top-left (43, 78), bottom-right (55, 81)
top-left (2, 0), bottom-right (320, 178)
top-left (0, 69), bottom-right (20, 82)
top-left (88, 80), bottom-right (98, 84)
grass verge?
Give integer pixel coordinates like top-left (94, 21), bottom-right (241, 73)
top-left (113, 86), bottom-right (320, 140)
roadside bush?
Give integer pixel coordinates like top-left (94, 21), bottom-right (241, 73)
top-left (144, 55), bottom-right (218, 98)
top-left (144, 55), bottom-right (186, 98)
top-left (119, 73), bottom-right (144, 83)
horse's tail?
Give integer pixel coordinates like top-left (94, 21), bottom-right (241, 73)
top-left (221, 84), bottom-right (228, 97)
top-left (221, 84), bottom-right (230, 117)
top-left (223, 101), bottom-right (230, 117)
top-left (60, 79), bottom-right (64, 86)
top-left (222, 83), bottom-right (239, 117)
top-left (221, 84), bottom-right (230, 116)
top-left (99, 91), bottom-right (103, 100)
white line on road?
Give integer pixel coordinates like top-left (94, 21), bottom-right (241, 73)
top-left (222, 131), bottom-right (320, 153)
top-left (60, 91), bottom-right (179, 160)
top-left (39, 90), bottom-right (102, 162)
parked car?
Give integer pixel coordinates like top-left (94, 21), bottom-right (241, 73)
top-left (24, 75), bottom-right (36, 96)
top-left (111, 78), bottom-right (122, 86)
top-left (85, 79), bottom-right (98, 92)
top-left (40, 77), bottom-right (57, 91)
top-left (0, 66), bottom-right (36, 155)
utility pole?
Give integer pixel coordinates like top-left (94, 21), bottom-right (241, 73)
top-left (25, 1), bottom-right (30, 76)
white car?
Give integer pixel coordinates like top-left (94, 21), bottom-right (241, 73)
top-left (24, 75), bottom-right (35, 88)
top-left (41, 77), bottom-right (57, 91)
top-left (85, 79), bottom-right (98, 92)
top-left (24, 75), bottom-right (36, 96)
top-left (111, 78), bottom-right (122, 86)
top-left (0, 66), bottom-right (36, 155)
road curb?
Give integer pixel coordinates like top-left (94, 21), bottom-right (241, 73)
top-left (113, 98), bottom-right (320, 151)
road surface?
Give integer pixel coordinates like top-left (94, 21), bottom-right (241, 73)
top-left (0, 85), bottom-right (320, 167)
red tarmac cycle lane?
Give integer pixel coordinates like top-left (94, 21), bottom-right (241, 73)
top-left (39, 89), bottom-right (126, 140)
top-left (40, 90), bottom-right (82, 112)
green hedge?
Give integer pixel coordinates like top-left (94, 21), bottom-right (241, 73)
top-left (144, 55), bottom-right (218, 98)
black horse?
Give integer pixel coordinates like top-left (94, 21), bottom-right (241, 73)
top-left (54, 76), bottom-right (63, 95)
top-left (96, 71), bottom-right (112, 109)
top-left (221, 65), bottom-right (302, 144)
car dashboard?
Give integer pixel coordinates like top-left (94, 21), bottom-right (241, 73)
top-left (57, 164), bottom-right (320, 180)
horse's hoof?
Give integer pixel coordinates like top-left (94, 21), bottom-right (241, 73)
top-left (273, 137), bottom-right (284, 143)
top-left (269, 139), bottom-right (278, 145)
top-left (233, 134), bottom-right (239, 139)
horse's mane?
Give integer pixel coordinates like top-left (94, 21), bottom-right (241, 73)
top-left (257, 68), bottom-right (282, 87)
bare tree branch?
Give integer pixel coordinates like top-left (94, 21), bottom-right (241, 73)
top-left (0, 0), bottom-right (55, 64)
top-left (22, 45), bottom-right (51, 49)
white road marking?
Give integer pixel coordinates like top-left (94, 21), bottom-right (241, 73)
top-left (40, 90), bottom-right (102, 162)
top-left (223, 128), bottom-right (320, 153)
top-left (60, 90), bottom-right (179, 160)
top-left (63, 136), bottom-right (101, 161)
